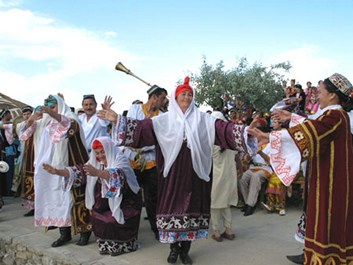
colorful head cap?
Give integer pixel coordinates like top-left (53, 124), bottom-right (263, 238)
top-left (92, 139), bottom-right (104, 150)
top-left (34, 105), bottom-right (42, 112)
top-left (44, 95), bottom-right (57, 107)
top-left (175, 76), bottom-right (193, 98)
top-left (328, 73), bottom-right (353, 96)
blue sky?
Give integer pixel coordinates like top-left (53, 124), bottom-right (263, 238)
top-left (1, 0), bottom-right (352, 112)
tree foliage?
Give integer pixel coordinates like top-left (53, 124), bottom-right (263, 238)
top-left (189, 57), bottom-right (291, 113)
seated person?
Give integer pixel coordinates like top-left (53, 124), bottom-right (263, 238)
top-left (261, 119), bottom-right (287, 216)
top-left (238, 143), bottom-right (272, 216)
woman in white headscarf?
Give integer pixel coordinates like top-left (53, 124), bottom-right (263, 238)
top-left (19, 94), bottom-right (91, 247)
top-left (98, 77), bottom-right (256, 264)
top-left (43, 136), bottom-right (142, 256)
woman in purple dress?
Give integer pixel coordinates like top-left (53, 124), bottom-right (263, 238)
top-left (98, 77), bottom-right (256, 264)
top-left (43, 136), bottom-right (142, 256)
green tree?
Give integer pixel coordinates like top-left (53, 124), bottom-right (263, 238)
top-left (189, 57), bottom-right (291, 113)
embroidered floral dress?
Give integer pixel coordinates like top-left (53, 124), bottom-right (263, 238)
top-left (113, 115), bottom-right (253, 243)
top-left (66, 165), bottom-right (142, 255)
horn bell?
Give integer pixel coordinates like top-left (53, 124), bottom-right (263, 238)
top-left (115, 62), bottom-right (131, 75)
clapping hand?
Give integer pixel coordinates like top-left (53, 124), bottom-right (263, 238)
top-left (271, 110), bottom-right (291, 123)
top-left (83, 163), bottom-right (99, 176)
top-left (247, 128), bottom-right (270, 147)
top-left (97, 109), bottom-right (118, 123)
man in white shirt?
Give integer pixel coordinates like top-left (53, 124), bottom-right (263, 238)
top-left (78, 94), bottom-right (110, 151)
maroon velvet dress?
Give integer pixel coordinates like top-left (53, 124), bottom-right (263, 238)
top-left (91, 179), bottom-right (142, 255)
top-left (67, 165), bottom-right (142, 255)
top-left (114, 116), bottom-right (249, 243)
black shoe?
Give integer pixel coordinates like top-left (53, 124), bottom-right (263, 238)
top-left (51, 236), bottom-right (72, 247)
top-left (23, 209), bottom-right (35, 217)
top-left (241, 205), bottom-right (248, 212)
top-left (180, 241), bottom-right (193, 265)
top-left (76, 231), bottom-right (91, 246)
top-left (180, 253), bottom-right (193, 265)
top-left (243, 206), bottom-right (255, 216)
top-left (167, 243), bottom-right (180, 264)
top-left (154, 231), bottom-right (160, 240)
top-left (286, 253), bottom-right (304, 264)
top-left (51, 227), bottom-right (72, 247)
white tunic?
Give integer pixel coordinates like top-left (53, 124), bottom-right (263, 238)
top-left (78, 113), bottom-right (109, 148)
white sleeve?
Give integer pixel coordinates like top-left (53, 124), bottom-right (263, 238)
top-left (269, 130), bottom-right (301, 186)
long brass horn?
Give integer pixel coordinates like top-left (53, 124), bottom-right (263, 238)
top-left (115, 62), bottom-right (151, 86)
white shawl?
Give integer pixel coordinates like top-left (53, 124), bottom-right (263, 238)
top-left (152, 83), bottom-right (216, 182)
top-left (35, 95), bottom-right (84, 227)
top-left (85, 136), bottom-right (140, 224)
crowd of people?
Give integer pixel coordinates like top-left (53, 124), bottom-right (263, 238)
top-left (0, 72), bottom-right (352, 265)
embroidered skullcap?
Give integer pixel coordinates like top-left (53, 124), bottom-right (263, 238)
top-left (22, 106), bottom-right (33, 113)
top-left (44, 95), bottom-right (57, 107)
top-left (92, 139), bottom-right (104, 150)
top-left (328, 73), bottom-right (353, 96)
top-left (175, 76), bottom-right (193, 98)
top-left (147, 85), bottom-right (161, 96)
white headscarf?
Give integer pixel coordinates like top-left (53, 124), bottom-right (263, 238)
top-left (152, 77), bottom-right (216, 182)
top-left (49, 95), bottom-right (87, 167)
top-left (85, 136), bottom-right (140, 224)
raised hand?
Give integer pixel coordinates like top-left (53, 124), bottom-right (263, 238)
top-left (101, 95), bottom-right (115, 110)
top-left (57, 93), bottom-right (64, 100)
top-left (97, 109), bottom-right (118, 123)
top-left (271, 110), bottom-right (291, 123)
top-left (247, 128), bottom-right (270, 147)
top-left (249, 114), bottom-right (260, 129)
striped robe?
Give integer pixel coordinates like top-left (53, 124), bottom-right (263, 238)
top-left (287, 109), bottom-right (353, 264)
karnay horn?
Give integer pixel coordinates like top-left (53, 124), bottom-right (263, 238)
top-left (115, 62), bottom-right (151, 86)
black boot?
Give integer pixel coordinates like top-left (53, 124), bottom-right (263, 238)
top-left (180, 241), bottom-right (193, 265)
top-left (286, 253), bottom-right (304, 264)
top-left (243, 205), bottom-right (256, 216)
top-left (51, 227), bottom-right (72, 247)
top-left (76, 231), bottom-right (91, 246)
top-left (23, 209), bottom-right (35, 217)
top-left (167, 242), bottom-right (180, 264)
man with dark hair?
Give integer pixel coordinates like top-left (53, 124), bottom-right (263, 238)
top-left (124, 85), bottom-right (167, 240)
top-left (78, 94), bottom-right (110, 151)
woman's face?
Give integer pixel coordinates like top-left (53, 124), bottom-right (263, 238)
top-left (318, 83), bottom-right (334, 109)
top-left (176, 91), bottom-right (193, 113)
top-left (94, 147), bottom-right (107, 166)
top-left (50, 104), bottom-right (59, 113)
top-left (272, 120), bottom-right (281, 130)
